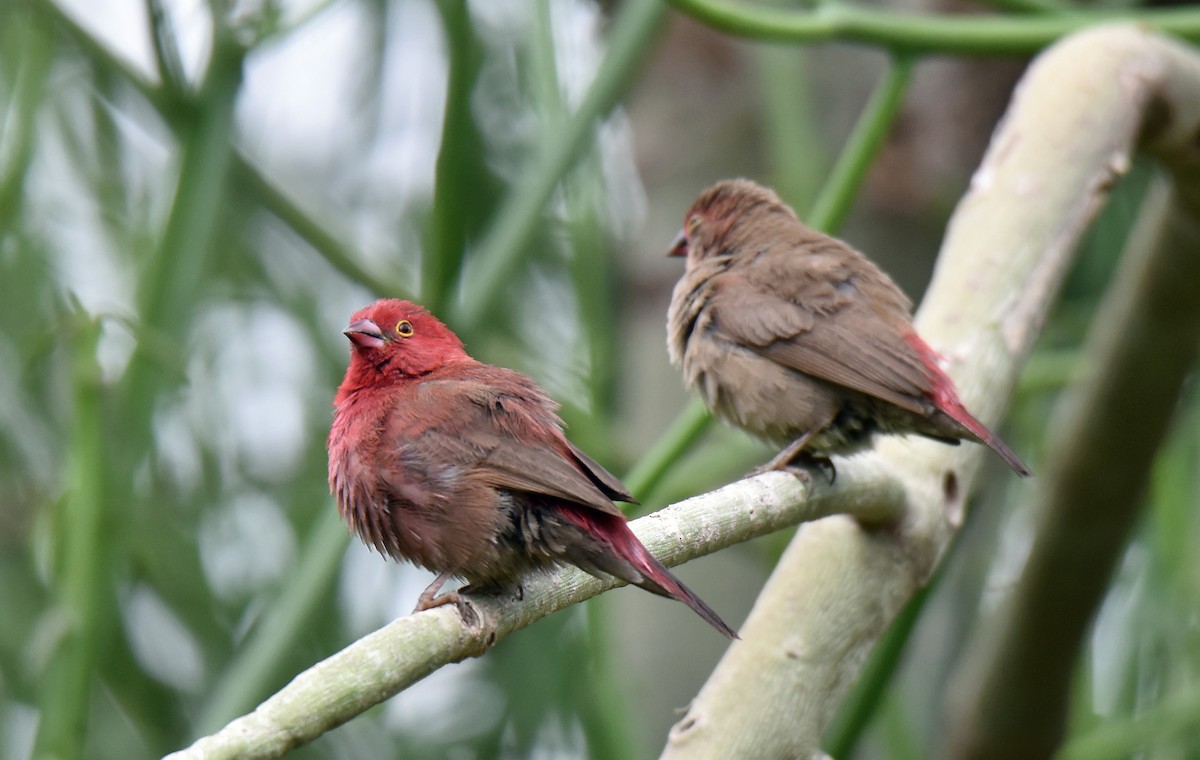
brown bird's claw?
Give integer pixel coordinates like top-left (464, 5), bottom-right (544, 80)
top-left (808, 455), bottom-right (837, 485)
top-left (752, 452), bottom-right (837, 486)
top-left (752, 429), bottom-right (837, 485)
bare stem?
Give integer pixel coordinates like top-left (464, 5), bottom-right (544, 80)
top-left (166, 466), bottom-right (904, 760)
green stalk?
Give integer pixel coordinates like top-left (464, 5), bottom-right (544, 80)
top-left (807, 55), bottom-right (913, 232)
top-left (579, 600), bottom-right (638, 760)
top-left (624, 399), bottom-right (713, 504)
top-left (197, 508), bottom-right (349, 733)
top-left (233, 159), bottom-right (410, 298)
top-left (145, 0), bottom-right (187, 95)
top-left (975, 0), bottom-right (1071, 16)
top-left (424, 0), bottom-right (487, 315)
top-left (754, 26), bottom-right (823, 210)
top-left (120, 33), bottom-right (243, 445)
top-left (528, 8), bottom-right (631, 757)
top-left (457, 0), bottom-right (667, 331)
top-left (667, 0), bottom-right (1200, 53)
top-left (34, 314), bottom-right (109, 760)
top-left (0, 7), bottom-right (51, 232)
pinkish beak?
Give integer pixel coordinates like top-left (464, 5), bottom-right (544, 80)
top-left (344, 319), bottom-right (386, 349)
top-left (668, 229), bottom-right (688, 257)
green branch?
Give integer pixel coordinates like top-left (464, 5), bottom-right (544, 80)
top-left (34, 0), bottom-right (404, 299)
top-left (423, 0), bottom-right (488, 315)
top-left (807, 54), bottom-right (913, 232)
top-left (666, 0), bottom-right (1200, 53)
top-left (34, 312), bottom-right (110, 760)
top-left (197, 510), bottom-right (349, 733)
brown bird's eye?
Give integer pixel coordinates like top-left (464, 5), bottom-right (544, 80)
top-left (396, 320), bottom-right (414, 337)
top-left (687, 214), bottom-right (702, 233)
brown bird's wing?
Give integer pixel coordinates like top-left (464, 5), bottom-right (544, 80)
top-left (387, 373), bottom-right (629, 518)
top-left (709, 242), bottom-right (933, 415)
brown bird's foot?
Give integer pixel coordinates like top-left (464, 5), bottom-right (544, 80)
top-left (752, 428), bottom-right (839, 485)
top-left (752, 451), bottom-right (837, 485)
top-left (805, 454), bottom-right (837, 485)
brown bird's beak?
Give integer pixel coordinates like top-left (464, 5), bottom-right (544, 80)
top-left (668, 229), bottom-right (688, 257)
top-left (344, 318), bottom-right (386, 349)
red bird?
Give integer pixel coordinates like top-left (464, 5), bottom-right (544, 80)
top-left (328, 299), bottom-right (735, 638)
top-left (667, 179), bottom-right (1030, 478)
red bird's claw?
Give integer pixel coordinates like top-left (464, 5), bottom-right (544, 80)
top-left (415, 591), bottom-right (485, 629)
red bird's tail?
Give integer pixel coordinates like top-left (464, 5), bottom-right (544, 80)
top-left (905, 334), bottom-right (1031, 477)
top-left (559, 507), bottom-right (738, 638)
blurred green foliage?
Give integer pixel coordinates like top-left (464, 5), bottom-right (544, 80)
top-left (1, 0), bottom-right (1198, 759)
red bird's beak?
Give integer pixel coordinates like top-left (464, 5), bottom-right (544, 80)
top-left (668, 229), bottom-right (688, 257)
top-left (344, 319), bottom-right (386, 349)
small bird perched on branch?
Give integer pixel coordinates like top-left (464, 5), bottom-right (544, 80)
top-left (329, 299), bottom-right (736, 638)
top-left (667, 178), bottom-right (1030, 479)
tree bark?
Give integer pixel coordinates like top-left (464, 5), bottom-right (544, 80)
top-left (660, 23), bottom-right (1200, 760)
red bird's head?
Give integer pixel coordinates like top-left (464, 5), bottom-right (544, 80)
top-left (336, 299), bottom-right (469, 398)
top-left (668, 178), bottom-right (795, 267)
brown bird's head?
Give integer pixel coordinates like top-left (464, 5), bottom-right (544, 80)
top-left (668, 178), bottom-right (796, 266)
top-left (337, 299), bottom-right (470, 395)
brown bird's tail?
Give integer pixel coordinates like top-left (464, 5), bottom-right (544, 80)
top-left (905, 334), bottom-right (1031, 477)
top-left (559, 507), bottom-right (738, 638)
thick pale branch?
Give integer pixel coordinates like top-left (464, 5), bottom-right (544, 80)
top-left (660, 24), bottom-right (1200, 760)
top-left (165, 464), bottom-right (905, 760)
top-left (945, 177), bottom-right (1200, 757)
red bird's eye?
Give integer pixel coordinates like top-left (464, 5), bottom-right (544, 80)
top-left (396, 320), bottom-right (414, 337)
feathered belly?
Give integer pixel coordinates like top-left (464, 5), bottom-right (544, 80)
top-left (681, 338), bottom-right (879, 456)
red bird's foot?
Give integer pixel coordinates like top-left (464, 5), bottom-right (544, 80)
top-left (415, 589), bottom-right (482, 629)
top-left (413, 570), bottom-right (481, 628)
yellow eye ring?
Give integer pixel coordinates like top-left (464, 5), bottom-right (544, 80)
top-left (396, 320), bottom-right (414, 337)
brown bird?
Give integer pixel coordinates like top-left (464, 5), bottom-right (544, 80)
top-left (667, 179), bottom-right (1030, 478)
top-left (329, 299), bottom-right (735, 637)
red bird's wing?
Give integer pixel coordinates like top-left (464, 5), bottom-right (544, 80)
top-left (710, 244), bottom-right (932, 415)
top-left (389, 374), bottom-right (629, 518)
top-left (563, 442), bottom-right (637, 504)
top-left (477, 437), bottom-right (629, 518)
